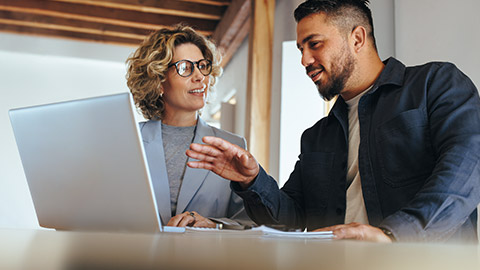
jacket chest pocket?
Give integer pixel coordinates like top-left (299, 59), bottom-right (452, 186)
top-left (300, 152), bottom-right (335, 209)
top-left (375, 109), bottom-right (435, 187)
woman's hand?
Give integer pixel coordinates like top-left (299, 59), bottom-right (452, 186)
top-left (166, 211), bottom-right (216, 228)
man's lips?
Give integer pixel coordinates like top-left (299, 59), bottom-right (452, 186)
top-left (306, 65), bottom-right (324, 82)
top-left (308, 69), bottom-right (323, 82)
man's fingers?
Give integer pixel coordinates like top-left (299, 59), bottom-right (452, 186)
top-left (313, 224), bottom-right (349, 232)
top-left (202, 136), bottom-right (237, 152)
top-left (312, 223), bottom-right (365, 240)
top-left (314, 223), bottom-right (390, 242)
top-left (186, 160), bottom-right (214, 170)
top-left (186, 149), bottom-right (216, 162)
top-left (331, 227), bottom-right (362, 240)
top-left (189, 143), bottom-right (224, 157)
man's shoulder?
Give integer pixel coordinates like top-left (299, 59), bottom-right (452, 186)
top-left (405, 61), bottom-right (459, 75)
top-left (302, 116), bottom-right (329, 138)
top-left (402, 61), bottom-right (472, 90)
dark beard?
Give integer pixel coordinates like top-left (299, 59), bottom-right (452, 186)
top-left (313, 47), bottom-right (355, 101)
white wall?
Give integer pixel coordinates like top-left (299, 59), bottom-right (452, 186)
top-left (214, 38), bottom-right (249, 137)
top-left (369, 0), bottom-right (395, 60)
top-left (395, 0), bottom-right (480, 88)
top-left (0, 33), bottom-right (134, 229)
top-left (279, 41), bottom-right (325, 186)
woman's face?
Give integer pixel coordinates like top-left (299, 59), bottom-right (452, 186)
top-left (161, 43), bottom-right (210, 118)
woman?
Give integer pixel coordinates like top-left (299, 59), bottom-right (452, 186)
top-left (126, 25), bottom-right (250, 228)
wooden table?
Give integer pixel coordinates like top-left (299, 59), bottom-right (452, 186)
top-left (1, 228), bottom-right (479, 270)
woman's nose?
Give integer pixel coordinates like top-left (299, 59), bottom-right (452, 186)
top-left (191, 66), bottom-right (205, 82)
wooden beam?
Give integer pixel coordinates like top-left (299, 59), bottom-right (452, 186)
top-left (0, 0), bottom-right (217, 32)
top-left (0, 23), bottom-right (142, 47)
top-left (245, 0), bottom-right (275, 171)
top-left (211, 0), bottom-right (250, 67)
top-left (219, 15), bottom-right (249, 68)
top-left (0, 10), bottom-right (154, 40)
top-left (179, 0), bottom-right (230, 6)
top-left (51, 0), bottom-right (226, 20)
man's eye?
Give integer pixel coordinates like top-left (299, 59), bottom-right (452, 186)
top-left (310, 40), bottom-right (325, 49)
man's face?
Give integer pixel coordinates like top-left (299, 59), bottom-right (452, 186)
top-left (296, 13), bottom-right (356, 101)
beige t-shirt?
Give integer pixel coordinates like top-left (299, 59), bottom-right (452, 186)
top-left (344, 87), bottom-right (372, 224)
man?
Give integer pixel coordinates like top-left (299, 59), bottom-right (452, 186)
top-left (186, 0), bottom-right (480, 243)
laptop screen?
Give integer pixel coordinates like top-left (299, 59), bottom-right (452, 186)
top-left (9, 93), bottom-right (163, 233)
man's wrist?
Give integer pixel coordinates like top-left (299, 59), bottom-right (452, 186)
top-left (238, 177), bottom-right (256, 190)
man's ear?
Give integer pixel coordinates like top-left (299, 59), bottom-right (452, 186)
top-left (350, 25), bottom-right (367, 53)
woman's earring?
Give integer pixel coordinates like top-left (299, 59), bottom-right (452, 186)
top-left (160, 92), bottom-right (164, 98)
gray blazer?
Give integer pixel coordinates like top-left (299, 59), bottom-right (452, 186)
top-left (140, 118), bottom-right (250, 225)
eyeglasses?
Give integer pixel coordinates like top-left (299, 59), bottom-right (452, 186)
top-left (168, 59), bottom-right (212, 77)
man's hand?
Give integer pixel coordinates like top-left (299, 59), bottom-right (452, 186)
top-left (314, 222), bottom-right (393, 243)
top-left (186, 136), bottom-right (260, 188)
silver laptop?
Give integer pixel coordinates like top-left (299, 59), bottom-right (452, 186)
top-left (9, 93), bottom-right (170, 233)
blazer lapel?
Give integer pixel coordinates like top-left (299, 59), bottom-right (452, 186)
top-left (141, 120), bottom-right (172, 225)
top-left (175, 118), bottom-right (212, 214)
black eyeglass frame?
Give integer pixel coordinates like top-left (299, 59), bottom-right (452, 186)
top-left (168, 59), bottom-right (213, 77)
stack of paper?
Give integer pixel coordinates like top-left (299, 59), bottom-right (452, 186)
top-left (184, 225), bottom-right (334, 240)
top-left (252, 225), bottom-right (334, 239)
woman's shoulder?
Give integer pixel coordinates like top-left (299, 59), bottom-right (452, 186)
top-left (138, 120), bottom-right (161, 142)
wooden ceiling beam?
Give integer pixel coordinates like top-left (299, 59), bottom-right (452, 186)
top-left (50, 0), bottom-right (226, 20)
top-left (219, 15), bottom-right (249, 68)
top-left (0, 0), bottom-right (217, 31)
top-left (0, 23), bottom-right (143, 47)
top-left (180, 0), bottom-right (230, 6)
top-left (212, 0), bottom-right (250, 67)
top-left (0, 10), bottom-right (159, 40)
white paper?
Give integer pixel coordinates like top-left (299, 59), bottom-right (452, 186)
top-left (185, 225), bottom-right (335, 239)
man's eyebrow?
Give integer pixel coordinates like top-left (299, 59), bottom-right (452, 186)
top-left (297, 34), bottom-right (325, 49)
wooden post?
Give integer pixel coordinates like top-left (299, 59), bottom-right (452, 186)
top-left (245, 0), bottom-right (275, 172)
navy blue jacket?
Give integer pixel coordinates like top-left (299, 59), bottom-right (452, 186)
top-left (233, 58), bottom-right (480, 242)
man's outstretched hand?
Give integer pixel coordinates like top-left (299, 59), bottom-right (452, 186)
top-left (186, 136), bottom-right (260, 189)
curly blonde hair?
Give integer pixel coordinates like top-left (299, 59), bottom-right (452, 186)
top-left (126, 25), bottom-right (222, 120)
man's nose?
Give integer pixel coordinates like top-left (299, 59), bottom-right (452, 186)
top-left (301, 49), bottom-right (315, 67)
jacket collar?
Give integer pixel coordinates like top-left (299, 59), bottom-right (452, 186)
top-left (175, 117), bottom-right (213, 214)
top-left (141, 117), bottom-right (210, 143)
top-left (327, 57), bottom-right (406, 137)
top-left (141, 117), bottom-right (214, 217)
top-left (369, 57), bottom-right (405, 94)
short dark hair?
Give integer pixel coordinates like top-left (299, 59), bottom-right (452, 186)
top-left (294, 0), bottom-right (377, 50)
